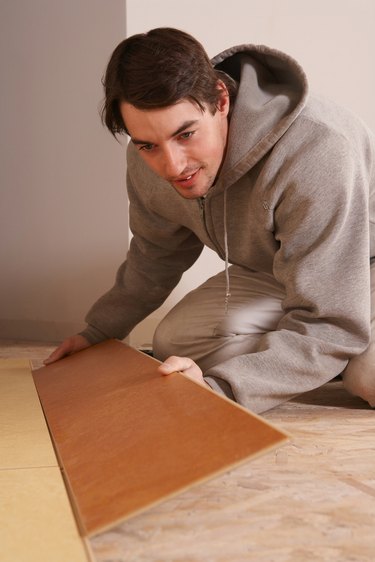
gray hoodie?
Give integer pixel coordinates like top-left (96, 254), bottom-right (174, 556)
top-left (81, 44), bottom-right (375, 411)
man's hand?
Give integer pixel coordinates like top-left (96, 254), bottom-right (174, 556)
top-left (157, 355), bottom-right (209, 387)
top-left (44, 334), bottom-right (91, 365)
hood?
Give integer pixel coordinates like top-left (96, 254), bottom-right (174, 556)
top-left (212, 44), bottom-right (309, 189)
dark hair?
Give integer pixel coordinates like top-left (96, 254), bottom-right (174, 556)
top-left (101, 27), bottom-right (237, 136)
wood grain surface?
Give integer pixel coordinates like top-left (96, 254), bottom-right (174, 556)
top-left (32, 340), bottom-right (288, 536)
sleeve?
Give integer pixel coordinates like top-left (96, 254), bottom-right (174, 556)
top-left (205, 131), bottom-right (373, 413)
top-left (81, 167), bottom-right (204, 344)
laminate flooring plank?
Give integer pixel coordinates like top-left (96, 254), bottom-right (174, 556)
top-left (0, 359), bottom-right (57, 469)
top-left (33, 340), bottom-right (288, 536)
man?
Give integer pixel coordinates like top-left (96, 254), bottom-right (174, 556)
top-left (46, 28), bottom-right (375, 413)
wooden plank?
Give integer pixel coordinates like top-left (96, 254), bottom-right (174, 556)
top-left (33, 340), bottom-right (288, 536)
top-left (0, 359), bottom-right (57, 469)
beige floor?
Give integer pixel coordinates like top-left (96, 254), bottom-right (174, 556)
top-left (1, 340), bottom-right (375, 562)
top-left (0, 354), bottom-right (90, 562)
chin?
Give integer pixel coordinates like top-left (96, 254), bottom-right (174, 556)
top-left (174, 189), bottom-right (200, 200)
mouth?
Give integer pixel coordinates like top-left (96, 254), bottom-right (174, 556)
top-left (173, 169), bottom-right (200, 189)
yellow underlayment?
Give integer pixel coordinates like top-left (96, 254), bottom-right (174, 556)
top-left (0, 359), bottom-right (89, 562)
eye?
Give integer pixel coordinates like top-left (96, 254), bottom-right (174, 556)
top-left (179, 131), bottom-right (194, 140)
top-left (139, 143), bottom-right (155, 152)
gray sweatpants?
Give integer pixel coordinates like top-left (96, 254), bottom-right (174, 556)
top-left (153, 264), bottom-right (375, 409)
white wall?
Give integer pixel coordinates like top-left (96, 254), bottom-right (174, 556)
top-left (0, 0), bottom-right (127, 341)
top-left (126, 0), bottom-right (375, 348)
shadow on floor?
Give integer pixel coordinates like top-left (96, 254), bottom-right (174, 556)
top-left (291, 381), bottom-right (371, 410)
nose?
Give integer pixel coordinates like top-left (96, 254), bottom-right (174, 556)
top-left (161, 145), bottom-right (186, 179)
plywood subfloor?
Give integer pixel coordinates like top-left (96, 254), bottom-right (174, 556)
top-left (1, 340), bottom-right (374, 562)
top-left (90, 384), bottom-right (375, 562)
top-left (32, 340), bottom-right (288, 536)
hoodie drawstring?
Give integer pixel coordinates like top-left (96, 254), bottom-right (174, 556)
top-left (223, 189), bottom-right (231, 314)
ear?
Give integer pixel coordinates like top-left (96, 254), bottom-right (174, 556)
top-left (216, 79), bottom-right (230, 116)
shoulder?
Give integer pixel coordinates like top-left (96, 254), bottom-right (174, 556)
top-left (271, 94), bottom-right (374, 182)
top-left (295, 94), bottom-right (373, 157)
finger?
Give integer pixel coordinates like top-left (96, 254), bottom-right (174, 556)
top-left (44, 344), bottom-right (69, 365)
top-left (158, 356), bottom-right (195, 375)
top-left (44, 349), bottom-right (65, 365)
top-left (44, 339), bottom-right (76, 365)
top-left (158, 356), bottom-right (204, 385)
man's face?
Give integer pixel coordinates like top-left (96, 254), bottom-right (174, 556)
top-left (120, 90), bottom-right (229, 199)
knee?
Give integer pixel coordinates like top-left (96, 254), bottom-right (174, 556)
top-left (152, 313), bottom-right (183, 362)
top-left (342, 352), bottom-right (375, 407)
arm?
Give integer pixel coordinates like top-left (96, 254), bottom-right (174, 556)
top-left (46, 217), bottom-right (203, 363)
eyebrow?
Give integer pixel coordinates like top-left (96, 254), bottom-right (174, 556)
top-left (131, 120), bottom-right (199, 146)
